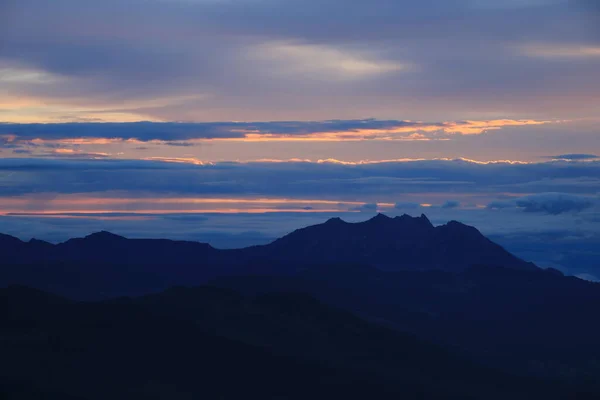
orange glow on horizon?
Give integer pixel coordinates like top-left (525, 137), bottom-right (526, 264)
top-left (3, 209), bottom-right (354, 216)
top-left (0, 195), bottom-right (397, 216)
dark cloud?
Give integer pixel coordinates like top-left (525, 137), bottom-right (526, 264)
top-left (0, 157), bottom-right (599, 198)
top-left (543, 154), bottom-right (599, 161)
top-left (488, 193), bottom-right (596, 215)
top-left (441, 200), bottom-right (461, 209)
top-left (352, 203), bottom-right (379, 213)
top-left (0, 120), bottom-right (461, 142)
top-left (165, 141), bottom-right (199, 147)
top-left (0, 122), bottom-right (242, 141)
top-left (515, 193), bottom-right (595, 214)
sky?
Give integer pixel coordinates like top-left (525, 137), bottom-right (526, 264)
top-left (0, 0), bottom-right (599, 278)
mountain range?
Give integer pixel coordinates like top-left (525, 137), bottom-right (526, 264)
top-left (1, 214), bottom-right (535, 295)
top-left (2, 213), bottom-right (599, 399)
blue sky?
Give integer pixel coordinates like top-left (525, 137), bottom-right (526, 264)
top-left (0, 0), bottom-right (599, 277)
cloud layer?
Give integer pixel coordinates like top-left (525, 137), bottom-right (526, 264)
top-left (0, 157), bottom-right (598, 207)
top-left (488, 193), bottom-right (597, 215)
top-left (0, 119), bottom-right (552, 143)
top-left (1, 0), bottom-right (599, 123)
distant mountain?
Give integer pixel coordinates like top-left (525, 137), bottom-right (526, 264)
top-left (2, 285), bottom-right (592, 400)
top-left (0, 213), bottom-right (536, 271)
top-left (258, 213), bottom-right (537, 271)
top-left (1, 230), bottom-right (221, 265)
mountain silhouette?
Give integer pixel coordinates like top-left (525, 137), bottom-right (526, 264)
top-left (2, 215), bottom-right (600, 397)
top-left (259, 213), bottom-right (536, 271)
top-left (0, 213), bottom-right (536, 273)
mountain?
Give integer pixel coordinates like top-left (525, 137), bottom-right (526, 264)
top-left (212, 264), bottom-right (600, 388)
top-left (1, 285), bottom-right (593, 400)
top-left (0, 214), bottom-right (537, 299)
top-left (0, 285), bottom-right (404, 400)
top-left (257, 213), bottom-right (537, 271)
top-left (2, 230), bottom-right (221, 265)
top-left (2, 215), bottom-right (600, 396)
top-left (0, 213), bottom-right (535, 277)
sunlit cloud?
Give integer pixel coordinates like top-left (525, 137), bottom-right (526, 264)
top-left (518, 44), bottom-right (600, 58)
top-left (137, 157), bottom-right (533, 166)
top-left (0, 67), bottom-right (61, 84)
top-left (219, 120), bottom-right (553, 141)
top-left (141, 156), bottom-right (208, 165)
top-left (45, 149), bottom-right (111, 159)
top-left (250, 42), bottom-right (408, 81)
top-left (0, 119), bottom-right (556, 149)
top-left (0, 92), bottom-right (206, 124)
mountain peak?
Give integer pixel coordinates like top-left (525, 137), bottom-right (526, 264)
top-left (419, 213), bottom-right (433, 225)
top-left (0, 233), bottom-right (23, 244)
top-left (393, 213), bottom-right (434, 229)
top-left (28, 238), bottom-right (53, 248)
top-left (442, 220), bottom-right (479, 233)
top-left (84, 231), bottom-right (126, 241)
top-left (324, 217), bottom-right (346, 226)
top-left (368, 213), bottom-right (392, 222)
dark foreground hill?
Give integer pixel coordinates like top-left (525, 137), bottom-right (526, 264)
top-left (212, 264), bottom-right (600, 388)
top-left (1, 285), bottom-right (594, 400)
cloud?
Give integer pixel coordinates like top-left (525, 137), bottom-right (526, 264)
top-left (544, 154), bottom-right (599, 161)
top-left (1, 157), bottom-right (599, 200)
top-left (41, 149), bottom-right (111, 159)
top-left (351, 203), bottom-right (379, 213)
top-left (250, 41), bottom-right (407, 81)
top-left (441, 200), bottom-right (461, 209)
top-left (164, 141), bottom-right (199, 147)
top-left (518, 44), bottom-right (600, 59)
top-left (394, 202), bottom-right (421, 209)
top-left (0, 119), bottom-right (553, 143)
top-left (488, 193), bottom-right (596, 215)
top-left (1, 0), bottom-right (599, 123)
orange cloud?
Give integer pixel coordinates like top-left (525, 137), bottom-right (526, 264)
top-left (50, 149), bottom-right (110, 158)
top-left (0, 195), bottom-right (396, 215)
top-left (213, 119), bottom-right (554, 142)
top-left (3, 119), bottom-right (557, 150)
top-left (8, 214), bottom-right (156, 221)
top-left (141, 157), bottom-right (209, 165)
